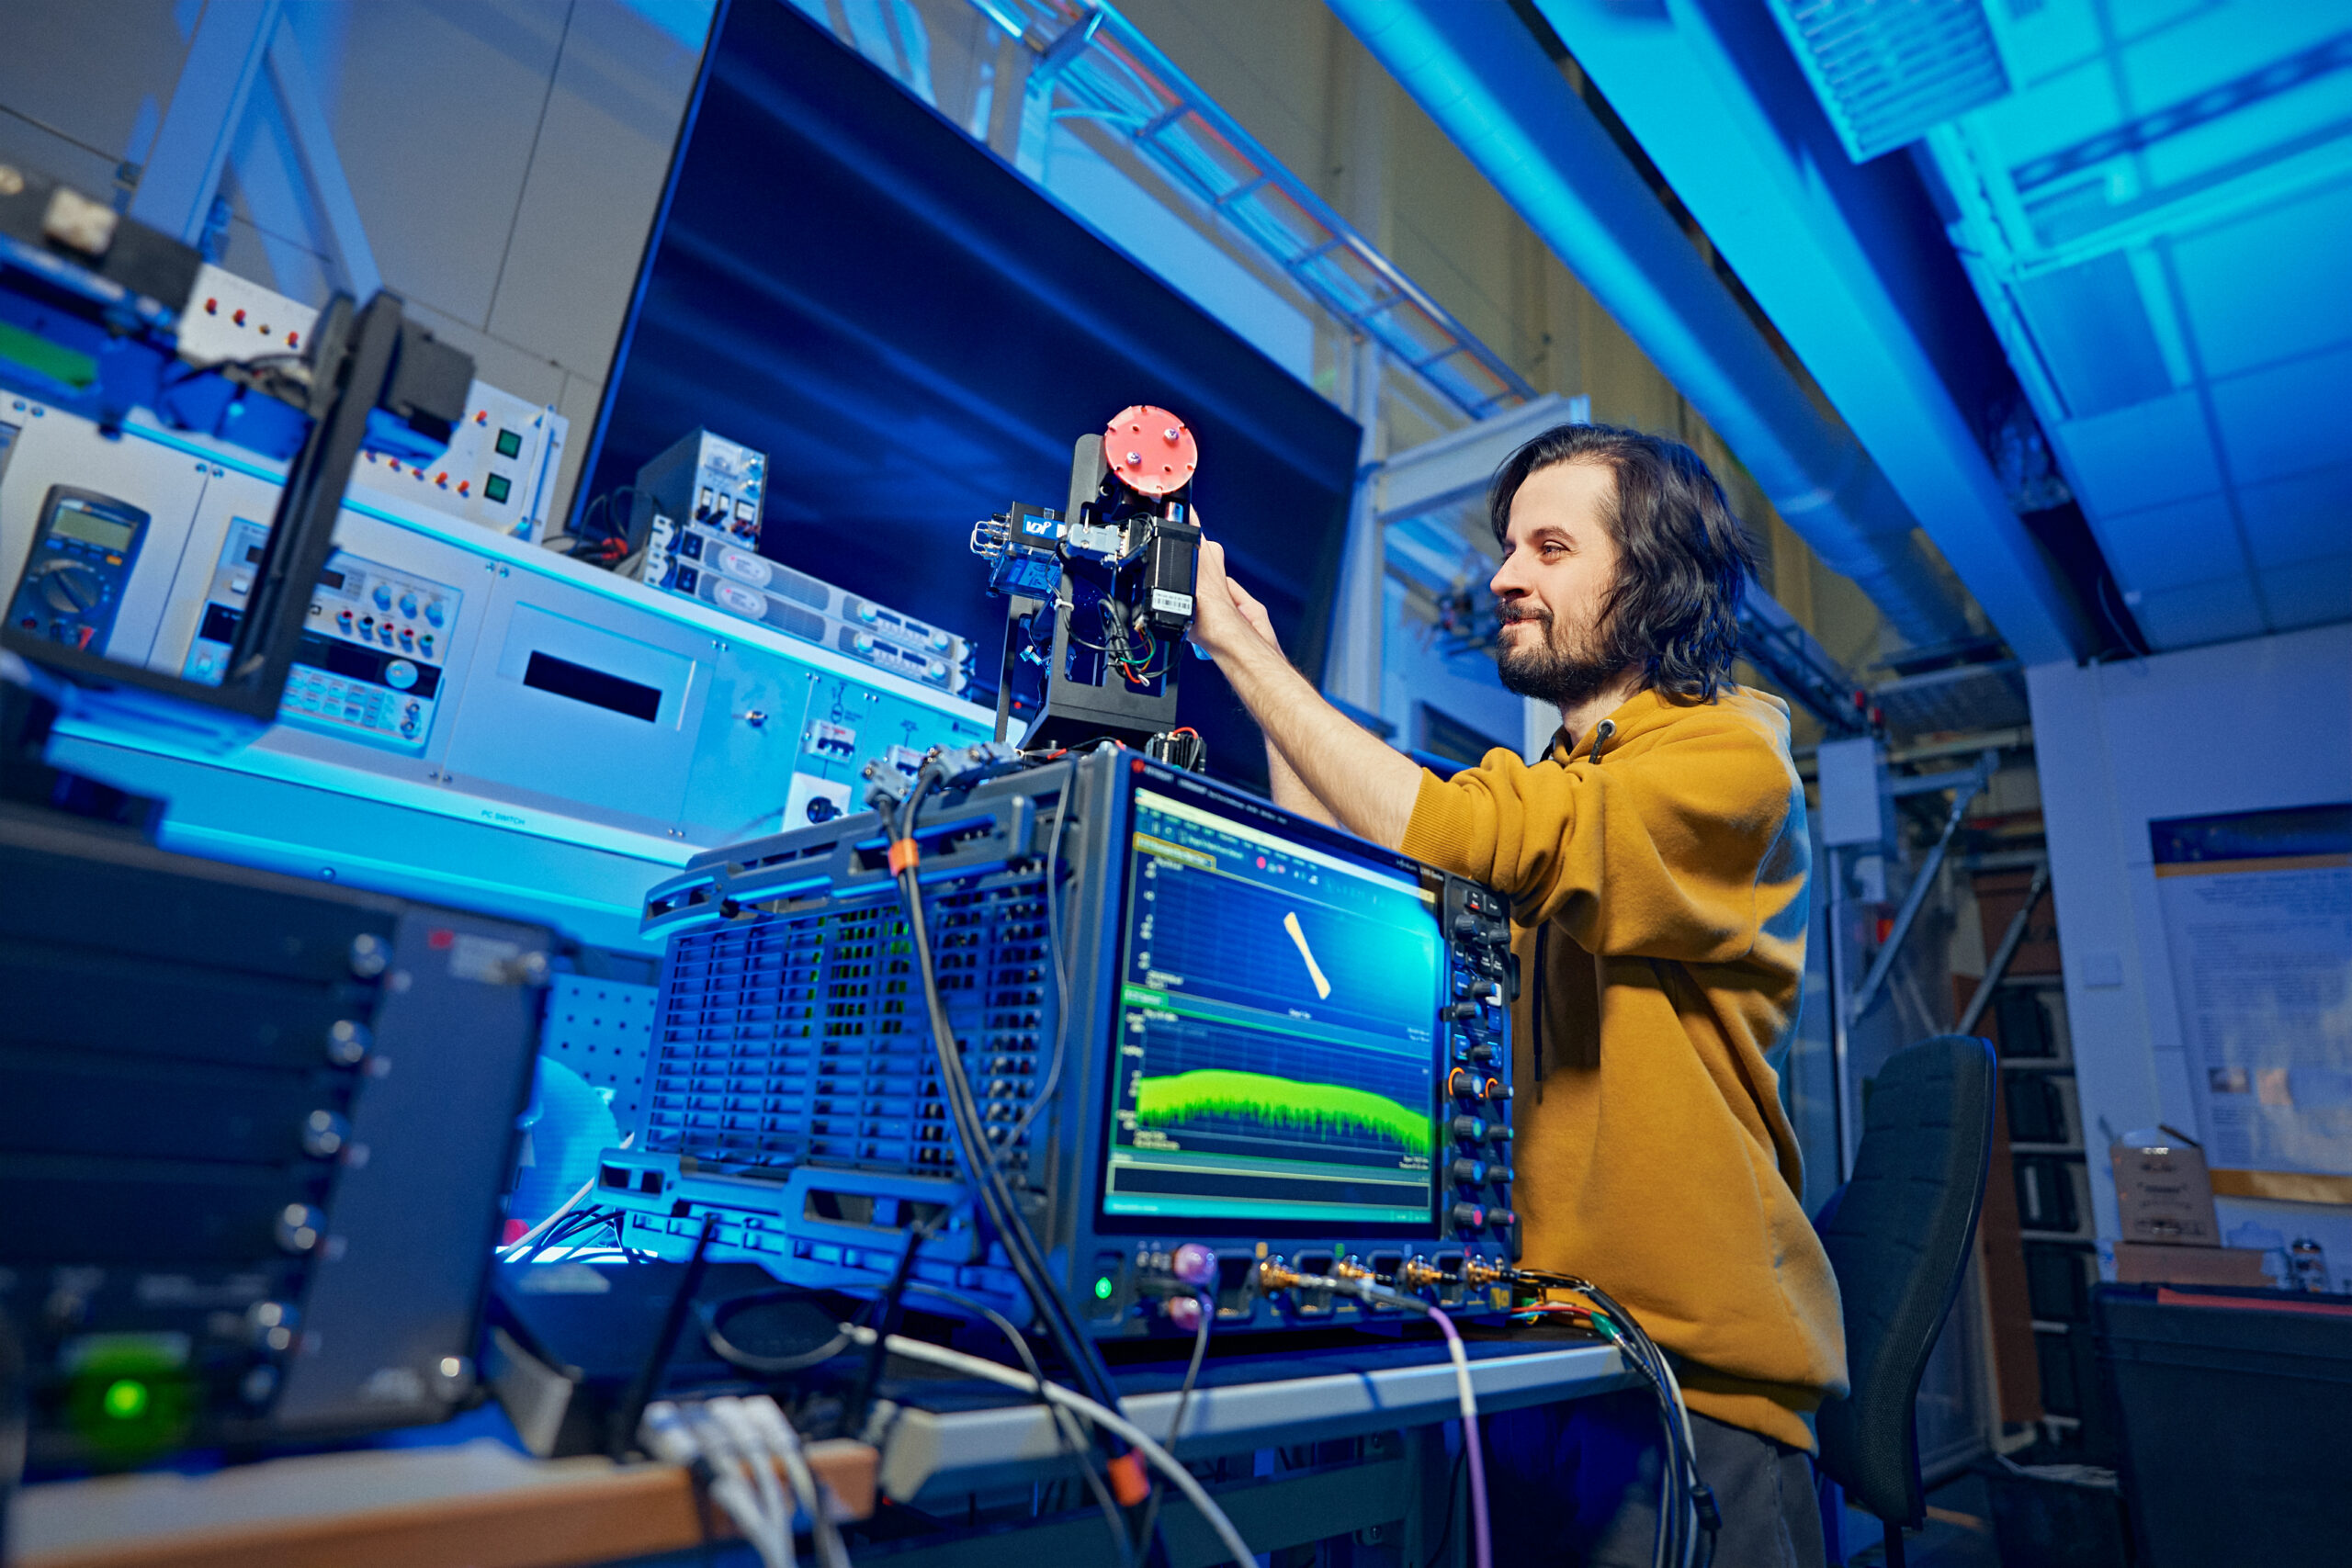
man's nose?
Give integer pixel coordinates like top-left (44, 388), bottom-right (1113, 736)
top-left (1490, 547), bottom-right (1525, 601)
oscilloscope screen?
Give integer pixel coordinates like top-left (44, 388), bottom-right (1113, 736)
top-left (1099, 784), bottom-right (1446, 1233)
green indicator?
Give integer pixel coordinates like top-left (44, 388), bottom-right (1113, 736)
top-left (102, 1379), bottom-right (149, 1420)
top-left (0, 319), bottom-right (98, 392)
top-left (1092, 1275), bottom-right (1115, 1301)
top-left (1134, 1068), bottom-right (1431, 1157)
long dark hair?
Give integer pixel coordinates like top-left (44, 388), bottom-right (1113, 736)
top-left (1487, 422), bottom-right (1757, 702)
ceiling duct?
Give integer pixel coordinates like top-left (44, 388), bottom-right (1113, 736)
top-left (1328, 0), bottom-right (1976, 652)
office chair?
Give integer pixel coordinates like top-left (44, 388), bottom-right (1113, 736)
top-left (1814, 1034), bottom-right (1997, 1567)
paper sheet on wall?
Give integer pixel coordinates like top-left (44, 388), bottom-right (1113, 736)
top-left (2152, 804), bottom-right (2352, 1182)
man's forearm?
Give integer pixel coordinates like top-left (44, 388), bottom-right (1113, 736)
top-left (1210, 635), bottom-right (1422, 848)
top-left (1264, 739), bottom-right (1337, 826)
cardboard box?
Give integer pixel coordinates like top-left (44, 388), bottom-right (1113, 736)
top-left (2111, 1134), bottom-right (2220, 1247)
top-left (2112, 1242), bottom-right (2272, 1288)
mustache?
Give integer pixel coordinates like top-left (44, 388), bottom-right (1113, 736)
top-left (1496, 604), bottom-right (1549, 626)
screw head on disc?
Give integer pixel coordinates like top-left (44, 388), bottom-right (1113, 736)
top-left (1103, 405), bottom-right (1197, 496)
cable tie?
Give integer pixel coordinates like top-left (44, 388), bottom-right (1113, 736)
top-left (888, 838), bottom-right (921, 875)
top-left (1104, 1450), bottom-right (1151, 1506)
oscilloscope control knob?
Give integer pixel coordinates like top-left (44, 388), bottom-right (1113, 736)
top-left (1443, 1000), bottom-right (1482, 1021)
top-left (1466, 1043), bottom-right (1500, 1067)
top-left (1451, 1202), bottom-right (1487, 1231)
top-left (1451, 1115), bottom-right (1487, 1143)
top-left (1451, 1158), bottom-right (1488, 1185)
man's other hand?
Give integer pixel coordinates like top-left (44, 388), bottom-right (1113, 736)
top-left (1179, 532), bottom-right (1421, 846)
top-left (1188, 536), bottom-right (1275, 660)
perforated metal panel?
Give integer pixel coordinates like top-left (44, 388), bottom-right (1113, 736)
top-left (1770, 0), bottom-right (2010, 163)
top-left (640, 872), bottom-right (1052, 1178)
top-left (541, 973), bottom-right (657, 1124)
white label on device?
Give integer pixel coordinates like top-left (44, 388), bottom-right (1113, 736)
top-left (714, 580), bottom-right (765, 617)
top-left (718, 547), bottom-right (772, 587)
top-left (1150, 589), bottom-right (1193, 615)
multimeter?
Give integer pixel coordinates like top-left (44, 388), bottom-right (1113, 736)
top-left (5, 486), bottom-right (151, 654)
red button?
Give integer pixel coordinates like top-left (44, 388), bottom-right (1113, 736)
top-left (204, 297), bottom-right (218, 314)
top-left (233, 309), bottom-right (245, 325)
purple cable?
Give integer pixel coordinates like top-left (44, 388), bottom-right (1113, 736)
top-left (1422, 1303), bottom-right (1492, 1568)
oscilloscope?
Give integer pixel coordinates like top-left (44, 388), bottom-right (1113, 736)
top-left (595, 747), bottom-right (1521, 1336)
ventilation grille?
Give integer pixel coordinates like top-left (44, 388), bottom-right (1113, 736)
top-left (1770, 0), bottom-right (2011, 163)
top-left (644, 874), bottom-right (1051, 1179)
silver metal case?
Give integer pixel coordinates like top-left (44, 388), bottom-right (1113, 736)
top-left (599, 750), bottom-right (1521, 1337)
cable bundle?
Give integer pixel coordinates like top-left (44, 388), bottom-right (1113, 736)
top-left (868, 756), bottom-right (1161, 1538)
top-left (639, 1394), bottom-right (852, 1568)
top-left (1509, 1271), bottom-right (1718, 1568)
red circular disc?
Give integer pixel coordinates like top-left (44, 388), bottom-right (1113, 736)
top-left (1102, 405), bottom-right (1198, 496)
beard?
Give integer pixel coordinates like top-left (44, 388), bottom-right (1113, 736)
top-left (1493, 604), bottom-right (1625, 708)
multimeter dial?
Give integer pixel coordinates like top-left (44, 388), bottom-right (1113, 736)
top-left (33, 559), bottom-right (105, 615)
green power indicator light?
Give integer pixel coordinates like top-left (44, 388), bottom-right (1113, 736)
top-left (1092, 1276), bottom-right (1114, 1301)
top-left (102, 1379), bottom-right (150, 1420)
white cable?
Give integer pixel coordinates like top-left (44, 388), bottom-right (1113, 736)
top-left (705, 1397), bottom-right (797, 1568)
top-left (497, 1133), bottom-right (635, 1258)
top-left (843, 1325), bottom-right (1256, 1568)
top-left (643, 1401), bottom-right (790, 1568)
top-left (749, 1396), bottom-right (853, 1568)
top-left (1322, 1278), bottom-right (1490, 1568)
top-left (1420, 1305), bottom-right (1491, 1568)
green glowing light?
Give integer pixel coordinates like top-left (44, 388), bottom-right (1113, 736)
top-left (1093, 1276), bottom-right (1115, 1301)
top-left (102, 1379), bottom-right (150, 1420)
top-left (1133, 1069), bottom-right (1431, 1157)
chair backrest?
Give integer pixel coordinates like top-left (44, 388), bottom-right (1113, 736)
top-left (1815, 1033), bottom-right (1997, 1527)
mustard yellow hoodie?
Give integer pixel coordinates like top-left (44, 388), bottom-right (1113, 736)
top-left (1401, 685), bottom-right (1847, 1451)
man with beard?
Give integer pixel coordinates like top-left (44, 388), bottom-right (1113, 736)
top-left (1186, 423), bottom-right (1841, 1568)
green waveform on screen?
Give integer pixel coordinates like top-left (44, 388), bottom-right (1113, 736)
top-left (1134, 1069), bottom-right (1431, 1156)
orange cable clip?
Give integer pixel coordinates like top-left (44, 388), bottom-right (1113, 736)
top-left (1104, 1451), bottom-right (1151, 1507)
top-left (888, 839), bottom-right (921, 875)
